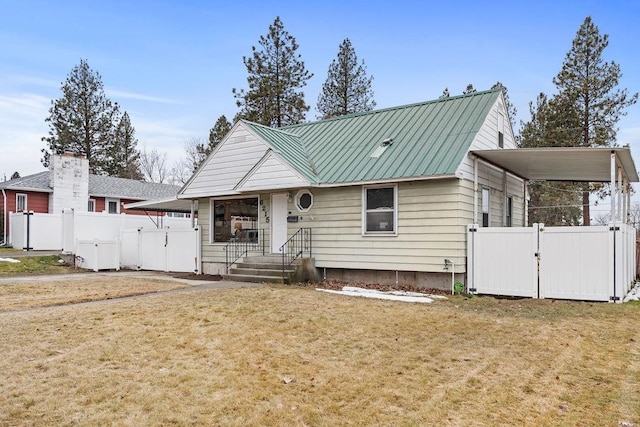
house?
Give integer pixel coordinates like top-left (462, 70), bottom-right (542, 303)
top-left (177, 89), bottom-right (525, 289)
top-left (1, 153), bottom-right (181, 244)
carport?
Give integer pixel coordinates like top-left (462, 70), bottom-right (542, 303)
top-left (467, 147), bottom-right (639, 302)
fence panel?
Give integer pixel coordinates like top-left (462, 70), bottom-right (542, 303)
top-left (467, 225), bottom-right (538, 297)
top-left (9, 213), bottom-right (25, 249)
top-left (539, 226), bottom-right (612, 301)
top-left (120, 229), bottom-right (140, 269)
top-left (29, 213), bottom-right (63, 250)
top-left (165, 228), bottom-right (200, 273)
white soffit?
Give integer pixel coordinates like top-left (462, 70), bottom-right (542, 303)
top-left (471, 147), bottom-right (639, 183)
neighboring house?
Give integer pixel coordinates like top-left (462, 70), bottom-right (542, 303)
top-left (1, 153), bottom-right (180, 243)
top-left (178, 89), bottom-right (524, 288)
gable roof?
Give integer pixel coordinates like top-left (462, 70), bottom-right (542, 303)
top-left (276, 89), bottom-right (501, 184)
top-left (241, 121), bottom-right (318, 183)
top-left (0, 172), bottom-right (179, 201)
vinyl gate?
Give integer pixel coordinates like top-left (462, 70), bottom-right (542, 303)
top-left (120, 227), bottom-right (201, 273)
top-left (467, 223), bottom-right (636, 302)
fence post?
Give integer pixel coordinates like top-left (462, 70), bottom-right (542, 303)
top-left (23, 211), bottom-right (33, 251)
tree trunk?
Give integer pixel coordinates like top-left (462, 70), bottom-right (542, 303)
top-left (582, 190), bottom-right (590, 226)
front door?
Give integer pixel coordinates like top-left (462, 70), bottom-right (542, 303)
top-left (271, 193), bottom-right (288, 253)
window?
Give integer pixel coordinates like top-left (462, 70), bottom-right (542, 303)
top-left (295, 190), bottom-right (313, 212)
top-left (16, 193), bottom-right (27, 212)
top-left (498, 112), bottom-right (505, 148)
top-left (211, 197), bottom-right (259, 243)
top-left (166, 212), bottom-right (191, 218)
top-left (482, 188), bottom-right (490, 227)
top-left (88, 199), bottom-right (96, 212)
top-left (506, 196), bottom-right (513, 227)
top-left (363, 185), bottom-right (397, 235)
top-left (106, 199), bottom-right (119, 214)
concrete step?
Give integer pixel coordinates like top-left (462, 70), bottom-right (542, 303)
top-left (243, 255), bottom-right (284, 264)
top-left (223, 273), bottom-right (285, 284)
top-left (229, 267), bottom-right (289, 277)
top-left (235, 262), bottom-right (296, 271)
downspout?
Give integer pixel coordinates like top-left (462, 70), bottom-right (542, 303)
top-left (1, 188), bottom-right (6, 245)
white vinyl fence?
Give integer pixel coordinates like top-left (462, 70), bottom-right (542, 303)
top-left (9, 212), bottom-right (63, 251)
top-left (120, 227), bottom-right (201, 273)
top-left (467, 223), bottom-right (636, 302)
top-left (8, 210), bottom-right (199, 274)
top-left (9, 210), bottom-right (192, 251)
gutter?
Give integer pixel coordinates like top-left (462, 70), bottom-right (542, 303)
top-left (1, 188), bottom-right (6, 245)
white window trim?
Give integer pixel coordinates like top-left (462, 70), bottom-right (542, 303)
top-left (209, 194), bottom-right (260, 245)
top-left (16, 193), bottom-right (27, 212)
top-left (295, 189), bottom-right (313, 212)
top-left (362, 184), bottom-right (398, 236)
top-left (106, 198), bottom-right (120, 214)
top-left (88, 199), bottom-right (96, 212)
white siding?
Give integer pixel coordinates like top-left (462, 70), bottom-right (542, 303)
top-left (237, 152), bottom-right (308, 191)
top-left (297, 180), bottom-right (468, 273)
top-left (181, 123), bottom-right (269, 198)
top-left (456, 94), bottom-right (517, 181)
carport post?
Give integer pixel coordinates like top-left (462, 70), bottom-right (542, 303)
top-left (611, 151), bottom-right (616, 225)
top-left (473, 156), bottom-right (479, 225)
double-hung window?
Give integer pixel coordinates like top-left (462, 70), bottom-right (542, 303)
top-left (363, 185), bottom-right (397, 235)
top-left (482, 188), bottom-right (490, 227)
top-left (16, 193), bottom-right (27, 212)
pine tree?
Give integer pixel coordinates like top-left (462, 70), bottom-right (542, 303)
top-left (491, 82), bottom-right (517, 129)
top-left (519, 93), bottom-right (583, 225)
top-left (107, 112), bottom-right (142, 179)
top-left (232, 17), bottom-right (313, 127)
top-left (317, 38), bottom-right (375, 119)
top-left (553, 16), bottom-right (638, 224)
top-left (41, 59), bottom-right (121, 174)
top-left (208, 115), bottom-right (232, 151)
top-left (463, 84), bottom-right (476, 94)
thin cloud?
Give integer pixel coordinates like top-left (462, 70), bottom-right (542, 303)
top-left (107, 89), bottom-right (183, 105)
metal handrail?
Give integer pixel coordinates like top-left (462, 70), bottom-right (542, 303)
top-left (224, 229), bottom-right (265, 273)
top-left (279, 228), bottom-right (312, 281)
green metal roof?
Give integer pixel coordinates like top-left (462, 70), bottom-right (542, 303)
top-left (246, 89), bottom-right (501, 185)
top-left (242, 120), bottom-right (319, 183)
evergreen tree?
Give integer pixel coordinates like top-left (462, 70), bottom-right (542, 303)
top-left (107, 112), bottom-right (142, 179)
top-left (232, 17), bottom-right (313, 127)
top-left (317, 38), bottom-right (375, 119)
top-left (491, 82), bottom-right (517, 129)
top-left (41, 59), bottom-right (121, 174)
top-left (553, 16), bottom-right (638, 224)
top-left (519, 93), bottom-right (583, 225)
top-left (463, 84), bottom-right (476, 94)
top-left (208, 115), bottom-right (232, 152)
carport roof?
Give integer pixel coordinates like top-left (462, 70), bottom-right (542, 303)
top-left (470, 147), bottom-right (639, 183)
top-left (124, 197), bottom-right (198, 213)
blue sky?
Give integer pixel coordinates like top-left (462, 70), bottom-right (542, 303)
top-left (1, 0), bottom-right (639, 212)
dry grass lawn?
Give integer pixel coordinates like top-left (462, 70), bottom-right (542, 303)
top-left (0, 277), bottom-right (188, 311)
top-left (0, 282), bottom-right (638, 426)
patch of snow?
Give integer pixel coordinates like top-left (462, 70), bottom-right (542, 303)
top-left (0, 257), bottom-right (20, 263)
top-left (317, 286), bottom-right (440, 303)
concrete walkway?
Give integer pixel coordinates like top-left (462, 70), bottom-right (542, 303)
top-left (0, 270), bottom-right (263, 314)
